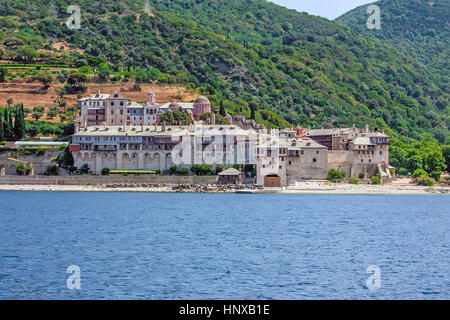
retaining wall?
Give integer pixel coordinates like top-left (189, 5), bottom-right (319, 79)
top-left (0, 175), bottom-right (219, 186)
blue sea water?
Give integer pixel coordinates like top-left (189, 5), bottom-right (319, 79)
top-left (0, 191), bottom-right (449, 300)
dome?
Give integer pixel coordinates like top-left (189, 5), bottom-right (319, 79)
top-left (194, 96), bottom-right (210, 104)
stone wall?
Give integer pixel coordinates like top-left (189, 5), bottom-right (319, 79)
top-left (328, 150), bottom-right (380, 178)
top-left (0, 175), bottom-right (219, 186)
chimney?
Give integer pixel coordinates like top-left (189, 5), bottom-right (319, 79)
top-left (211, 113), bottom-right (216, 126)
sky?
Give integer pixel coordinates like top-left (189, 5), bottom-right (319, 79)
top-left (270, 0), bottom-right (376, 20)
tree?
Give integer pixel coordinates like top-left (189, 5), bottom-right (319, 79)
top-left (7, 98), bottom-right (13, 107)
top-left (13, 103), bottom-right (25, 139)
top-left (160, 110), bottom-right (193, 125)
top-left (219, 100), bottom-right (226, 117)
top-left (32, 106), bottom-right (44, 121)
top-left (424, 150), bottom-right (446, 179)
top-left (67, 73), bottom-right (88, 86)
top-left (47, 106), bottom-right (59, 119)
top-left (249, 101), bottom-right (257, 120)
top-left (442, 145), bottom-right (450, 171)
top-left (0, 110), bottom-right (4, 141)
top-left (327, 169), bottom-right (346, 181)
top-left (16, 46), bottom-right (38, 62)
top-left (102, 167), bottom-right (110, 175)
top-left (4, 108), bottom-right (13, 139)
top-left (0, 68), bottom-right (7, 82)
top-left (35, 70), bottom-right (54, 88)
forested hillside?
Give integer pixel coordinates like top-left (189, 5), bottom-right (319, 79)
top-left (337, 0), bottom-right (449, 113)
top-left (0, 0), bottom-right (448, 145)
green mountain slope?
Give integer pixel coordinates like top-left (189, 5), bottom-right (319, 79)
top-left (337, 0), bottom-right (449, 109)
top-left (0, 0), bottom-right (448, 144)
top-left (337, 0), bottom-right (449, 65)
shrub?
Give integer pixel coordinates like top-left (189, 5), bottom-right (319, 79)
top-left (101, 167), bottom-right (110, 176)
top-left (412, 169), bottom-right (428, 179)
top-left (358, 173), bottom-right (365, 179)
top-left (0, 141), bottom-right (5, 145)
top-left (190, 164), bottom-right (213, 176)
top-left (80, 164), bottom-right (89, 174)
top-left (417, 176), bottom-right (436, 187)
top-left (179, 168), bottom-right (189, 176)
top-left (169, 166), bottom-right (178, 174)
top-left (349, 178), bottom-right (359, 185)
top-left (155, 170), bottom-right (161, 174)
top-left (398, 168), bottom-right (409, 176)
top-left (327, 169), bottom-right (346, 181)
top-left (68, 165), bottom-right (77, 174)
top-left (371, 176), bottom-right (381, 185)
top-left (16, 163), bottom-right (26, 175)
top-left (430, 171), bottom-right (441, 181)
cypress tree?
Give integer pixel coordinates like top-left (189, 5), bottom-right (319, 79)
top-left (5, 108), bottom-right (13, 139)
top-left (249, 101), bottom-right (257, 120)
top-left (0, 109), bottom-right (4, 141)
top-left (14, 103), bottom-right (26, 139)
top-left (219, 100), bottom-right (226, 117)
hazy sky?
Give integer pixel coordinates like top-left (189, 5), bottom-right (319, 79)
top-left (271, 0), bottom-right (376, 20)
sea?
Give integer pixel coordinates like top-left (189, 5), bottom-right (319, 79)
top-left (0, 191), bottom-right (449, 299)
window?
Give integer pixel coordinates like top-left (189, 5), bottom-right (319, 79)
top-left (316, 151), bottom-right (319, 155)
top-left (120, 110), bottom-right (123, 115)
top-left (313, 158), bottom-right (317, 163)
top-left (288, 161), bottom-right (292, 165)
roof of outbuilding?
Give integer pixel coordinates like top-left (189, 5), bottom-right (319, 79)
top-left (218, 168), bottom-right (241, 176)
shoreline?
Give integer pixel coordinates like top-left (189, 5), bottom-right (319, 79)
top-left (0, 183), bottom-right (448, 195)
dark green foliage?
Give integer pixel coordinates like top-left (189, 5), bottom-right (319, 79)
top-left (219, 100), bottom-right (226, 117)
top-left (160, 110), bottom-right (193, 125)
top-left (0, 104), bottom-right (25, 140)
top-left (190, 164), bottom-right (213, 176)
top-left (413, 169), bottom-right (428, 179)
top-left (16, 162), bottom-right (31, 176)
top-left (169, 166), bottom-right (178, 174)
top-left (179, 168), bottom-right (189, 176)
top-left (80, 164), bottom-right (89, 174)
top-left (349, 177), bottom-right (359, 185)
top-left (0, 67), bottom-right (6, 82)
top-left (371, 175), bottom-right (381, 185)
top-left (327, 169), bottom-right (346, 181)
top-left (13, 103), bottom-right (26, 139)
top-left (102, 167), bottom-right (110, 176)
top-left (398, 168), bottom-right (409, 176)
top-left (390, 139), bottom-right (447, 176)
top-left (417, 175), bottom-right (436, 186)
top-left (358, 173), bottom-right (365, 179)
